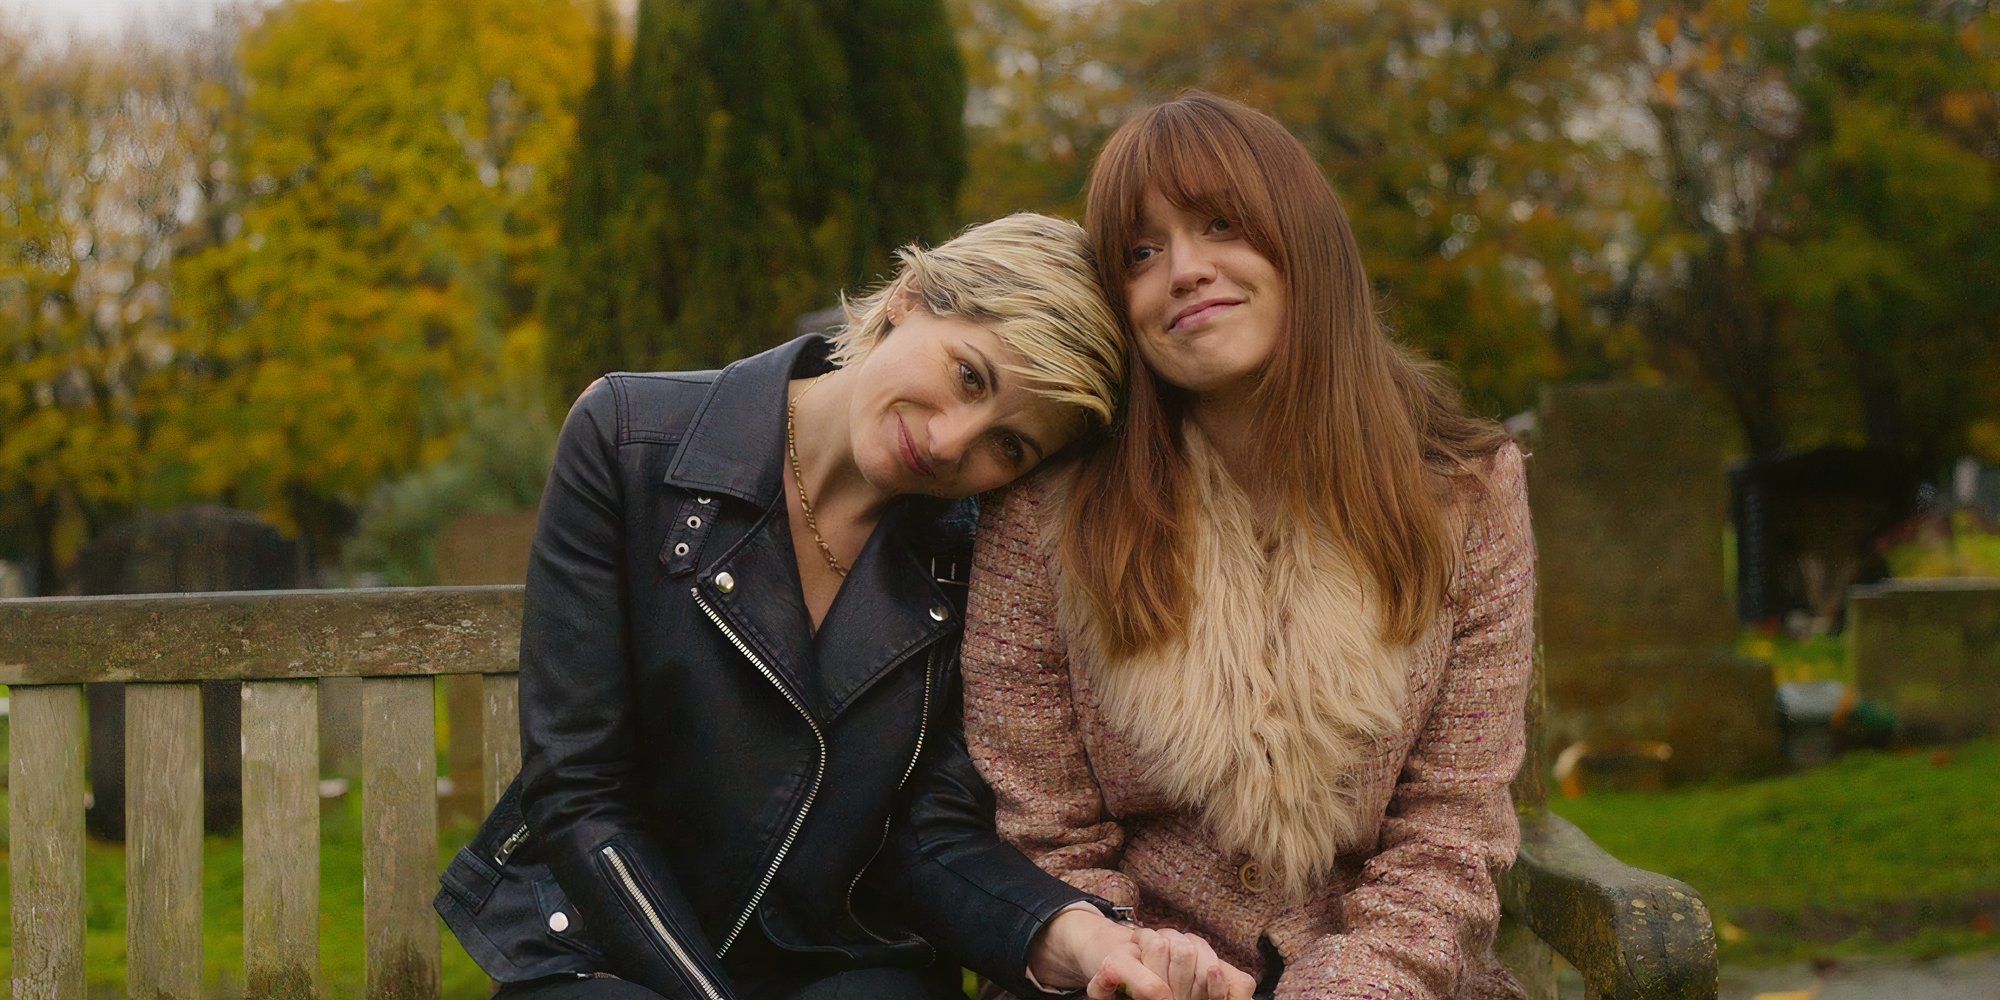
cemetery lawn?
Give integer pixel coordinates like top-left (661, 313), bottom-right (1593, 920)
top-left (1552, 738), bottom-right (2000, 965)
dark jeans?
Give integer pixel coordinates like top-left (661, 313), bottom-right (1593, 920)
top-left (492, 966), bottom-right (962, 1000)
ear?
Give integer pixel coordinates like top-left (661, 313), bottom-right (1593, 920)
top-left (886, 279), bottom-right (921, 326)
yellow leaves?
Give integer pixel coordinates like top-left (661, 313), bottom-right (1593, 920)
top-left (1655, 14), bottom-right (1679, 46)
top-left (1655, 69), bottom-right (1681, 105)
top-left (1940, 91), bottom-right (1985, 128)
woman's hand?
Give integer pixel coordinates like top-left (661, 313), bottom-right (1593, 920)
top-left (1029, 908), bottom-right (1256, 999)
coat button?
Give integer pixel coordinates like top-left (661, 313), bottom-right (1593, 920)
top-left (547, 910), bottom-right (570, 933)
top-left (713, 572), bottom-right (735, 594)
top-left (1239, 861), bottom-right (1268, 894)
top-left (928, 605), bottom-right (949, 622)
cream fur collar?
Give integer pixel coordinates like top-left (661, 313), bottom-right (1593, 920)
top-left (1053, 429), bottom-right (1410, 901)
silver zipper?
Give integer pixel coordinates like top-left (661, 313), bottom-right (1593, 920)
top-left (844, 648), bottom-right (938, 928)
top-left (692, 587), bottom-right (826, 958)
top-left (493, 823), bottom-right (529, 867)
top-left (601, 844), bottom-right (726, 1000)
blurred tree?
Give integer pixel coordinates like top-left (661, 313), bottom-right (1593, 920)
top-left (0, 26), bottom-right (239, 590)
top-left (951, 0), bottom-right (1645, 417)
top-left (951, 0), bottom-right (1127, 223)
top-left (542, 0), bottom-right (967, 405)
top-left (165, 0), bottom-right (594, 562)
top-left (1592, 0), bottom-right (1999, 465)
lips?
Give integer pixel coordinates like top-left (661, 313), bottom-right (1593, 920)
top-left (896, 416), bottom-right (934, 477)
top-left (1169, 297), bottom-right (1242, 332)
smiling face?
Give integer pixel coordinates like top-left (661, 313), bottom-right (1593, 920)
top-left (842, 304), bottom-right (1084, 499)
top-left (1123, 187), bottom-right (1287, 402)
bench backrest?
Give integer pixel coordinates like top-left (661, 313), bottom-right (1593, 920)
top-left (1, 586), bottom-right (525, 1000)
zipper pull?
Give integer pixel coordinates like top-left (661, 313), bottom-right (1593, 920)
top-left (494, 823), bottom-right (530, 866)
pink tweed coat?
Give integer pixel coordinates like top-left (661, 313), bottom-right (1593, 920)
top-left (962, 442), bottom-right (1536, 999)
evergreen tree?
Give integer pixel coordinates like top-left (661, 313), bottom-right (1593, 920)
top-left (541, 0), bottom-right (964, 402)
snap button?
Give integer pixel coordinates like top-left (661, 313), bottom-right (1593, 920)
top-left (696, 495), bottom-right (712, 504)
top-left (547, 910), bottom-right (570, 933)
top-left (673, 542), bottom-right (690, 557)
top-left (713, 572), bottom-right (735, 594)
top-left (1239, 860), bottom-right (1267, 894)
top-left (686, 515), bottom-right (702, 529)
top-left (928, 605), bottom-right (949, 622)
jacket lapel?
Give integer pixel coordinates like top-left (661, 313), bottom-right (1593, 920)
top-left (813, 502), bottom-right (956, 723)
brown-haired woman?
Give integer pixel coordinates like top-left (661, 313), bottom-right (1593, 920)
top-left (962, 92), bottom-right (1535, 998)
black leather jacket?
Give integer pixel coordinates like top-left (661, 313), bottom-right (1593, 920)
top-left (436, 336), bottom-right (1102, 998)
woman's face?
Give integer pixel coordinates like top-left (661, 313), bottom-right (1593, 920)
top-left (1122, 187), bottom-right (1285, 400)
top-left (844, 305), bottom-right (1082, 499)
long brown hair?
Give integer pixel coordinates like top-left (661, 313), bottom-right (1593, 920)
top-left (1062, 91), bottom-right (1511, 655)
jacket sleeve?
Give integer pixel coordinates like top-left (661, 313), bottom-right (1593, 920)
top-left (517, 378), bottom-right (737, 1000)
top-left (1276, 443), bottom-right (1537, 1000)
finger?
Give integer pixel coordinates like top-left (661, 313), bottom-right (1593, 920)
top-left (1228, 964), bottom-right (1258, 1000)
top-left (1101, 954), bottom-right (1173, 1000)
top-left (1188, 937), bottom-right (1223, 1000)
top-left (1138, 929), bottom-right (1171, 977)
top-left (1164, 931), bottom-right (1199, 998)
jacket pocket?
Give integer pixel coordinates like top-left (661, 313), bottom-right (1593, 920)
top-left (595, 841), bottom-right (727, 1000)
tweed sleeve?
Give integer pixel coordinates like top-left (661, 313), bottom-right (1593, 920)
top-left (961, 480), bottom-right (1139, 908)
top-left (1277, 443), bottom-right (1536, 1000)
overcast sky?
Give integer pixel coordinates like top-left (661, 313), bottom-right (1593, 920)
top-left (7, 0), bottom-right (271, 44)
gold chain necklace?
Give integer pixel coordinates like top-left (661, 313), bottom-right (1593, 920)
top-left (787, 375), bottom-right (849, 578)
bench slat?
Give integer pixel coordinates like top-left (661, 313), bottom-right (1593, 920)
top-left (244, 680), bottom-right (321, 998)
top-left (362, 676), bottom-right (441, 1000)
top-left (8, 685), bottom-right (87, 1000)
top-left (126, 682), bottom-right (204, 999)
top-left (481, 673), bottom-right (520, 810)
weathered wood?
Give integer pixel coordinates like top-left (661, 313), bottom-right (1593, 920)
top-left (481, 673), bottom-right (520, 810)
top-left (363, 676), bottom-right (441, 1000)
top-left (0, 586), bottom-right (523, 685)
top-left (126, 682), bottom-right (204, 999)
top-left (244, 680), bottom-right (321, 999)
top-left (9, 685), bottom-right (87, 1000)
top-left (1503, 813), bottom-right (1718, 1000)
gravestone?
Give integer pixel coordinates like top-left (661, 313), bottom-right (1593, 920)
top-left (1530, 383), bottom-right (1781, 783)
top-left (0, 559), bottom-right (26, 598)
top-left (77, 505), bottom-right (305, 838)
top-left (433, 510), bottom-right (539, 824)
top-left (1847, 579), bottom-right (2000, 745)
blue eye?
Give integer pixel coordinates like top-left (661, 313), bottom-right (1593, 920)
top-left (1128, 245), bottom-right (1159, 265)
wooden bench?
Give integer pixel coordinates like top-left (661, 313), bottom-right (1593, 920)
top-left (1, 587), bottom-right (1717, 999)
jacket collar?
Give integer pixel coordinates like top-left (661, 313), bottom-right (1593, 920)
top-left (663, 334), bottom-right (834, 505)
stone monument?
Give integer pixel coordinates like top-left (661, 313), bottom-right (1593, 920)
top-left (1529, 383), bottom-right (1781, 783)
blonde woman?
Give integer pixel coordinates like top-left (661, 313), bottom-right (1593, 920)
top-left (439, 215), bottom-right (1218, 1000)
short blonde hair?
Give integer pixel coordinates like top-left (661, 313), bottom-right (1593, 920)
top-left (831, 213), bottom-right (1125, 429)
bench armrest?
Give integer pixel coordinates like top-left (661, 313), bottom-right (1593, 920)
top-left (1499, 812), bottom-right (1718, 999)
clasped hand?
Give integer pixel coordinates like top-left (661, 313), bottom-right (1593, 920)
top-left (1028, 908), bottom-right (1257, 1000)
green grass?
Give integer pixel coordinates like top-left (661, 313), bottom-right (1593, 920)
top-left (1551, 738), bottom-right (2000, 965)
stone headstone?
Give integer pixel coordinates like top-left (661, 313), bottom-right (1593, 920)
top-left (1847, 578), bottom-right (2000, 745)
top-left (434, 510), bottom-right (540, 824)
top-left (1530, 383), bottom-right (1781, 783)
top-left (77, 505), bottom-right (305, 839)
top-left (0, 559), bottom-right (26, 598)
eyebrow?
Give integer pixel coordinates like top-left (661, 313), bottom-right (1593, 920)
top-left (969, 345), bottom-right (1048, 463)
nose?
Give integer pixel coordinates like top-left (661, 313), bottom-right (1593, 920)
top-left (928, 408), bottom-right (983, 467)
top-left (1168, 236), bottom-right (1217, 296)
